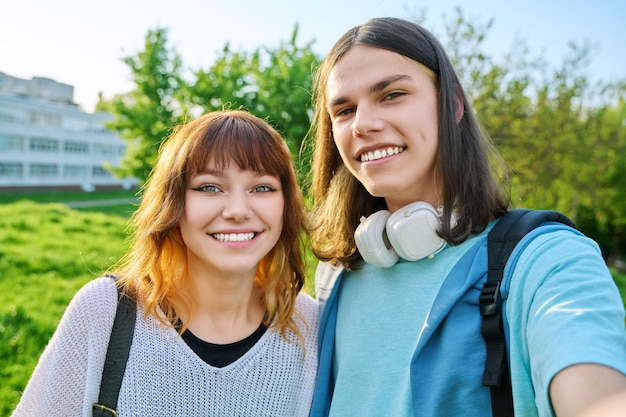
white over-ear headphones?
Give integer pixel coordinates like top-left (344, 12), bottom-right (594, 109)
top-left (354, 202), bottom-right (456, 268)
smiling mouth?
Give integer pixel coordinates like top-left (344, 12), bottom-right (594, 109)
top-left (360, 146), bottom-right (406, 162)
top-left (212, 232), bottom-right (256, 242)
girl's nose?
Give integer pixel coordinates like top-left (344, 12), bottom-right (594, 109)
top-left (221, 193), bottom-right (252, 222)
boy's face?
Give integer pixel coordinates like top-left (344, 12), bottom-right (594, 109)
top-left (325, 45), bottom-right (441, 213)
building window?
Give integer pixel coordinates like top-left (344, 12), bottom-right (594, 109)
top-left (0, 134), bottom-right (25, 151)
top-left (29, 137), bottom-right (59, 152)
top-left (0, 108), bottom-right (26, 123)
top-left (92, 166), bottom-right (112, 178)
top-left (63, 165), bottom-right (87, 178)
top-left (29, 111), bottom-right (61, 127)
top-left (64, 140), bottom-right (89, 154)
top-left (0, 162), bottom-right (23, 177)
top-left (93, 143), bottom-right (116, 156)
top-left (30, 163), bottom-right (58, 177)
top-left (62, 116), bottom-right (91, 132)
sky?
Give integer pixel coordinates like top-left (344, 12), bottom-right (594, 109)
top-left (1, 0), bottom-right (624, 113)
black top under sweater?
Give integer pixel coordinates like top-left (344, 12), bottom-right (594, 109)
top-left (181, 323), bottom-right (268, 368)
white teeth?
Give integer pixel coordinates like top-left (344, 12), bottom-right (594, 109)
top-left (213, 232), bottom-right (255, 242)
top-left (360, 146), bottom-right (405, 162)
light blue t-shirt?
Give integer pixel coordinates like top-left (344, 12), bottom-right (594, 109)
top-left (326, 225), bottom-right (626, 417)
top-left (330, 231), bottom-right (487, 417)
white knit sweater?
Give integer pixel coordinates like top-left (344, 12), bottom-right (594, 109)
top-left (11, 276), bottom-right (318, 416)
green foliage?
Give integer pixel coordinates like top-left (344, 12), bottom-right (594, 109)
top-left (437, 8), bottom-right (626, 260)
top-left (612, 269), bottom-right (626, 309)
top-left (0, 201), bottom-right (129, 415)
top-left (102, 24), bottom-right (317, 188)
top-left (575, 101), bottom-right (626, 259)
top-left (99, 8), bottom-right (626, 258)
top-left (104, 27), bottom-right (188, 184)
top-left (188, 24), bottom-right (317, 186)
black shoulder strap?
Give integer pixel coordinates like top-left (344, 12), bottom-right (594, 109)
top-left (92, 277), bottom-right (137, 417)
top-left (480, 209), bottom-right (575, 417)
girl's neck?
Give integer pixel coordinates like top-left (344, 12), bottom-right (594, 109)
top-left (184, 270), bottom-right (266, 344)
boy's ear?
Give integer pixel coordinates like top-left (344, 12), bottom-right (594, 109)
top-left (455, 91), bottom-right (465, 124)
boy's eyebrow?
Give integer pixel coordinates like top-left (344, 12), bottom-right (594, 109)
top-left (369, 74), bottom-right (411, 94)
top-left (327, 74), bottom-right (412, 108)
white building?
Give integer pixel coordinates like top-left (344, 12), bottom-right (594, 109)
top-left (0, 72), bottom-right (137, 191)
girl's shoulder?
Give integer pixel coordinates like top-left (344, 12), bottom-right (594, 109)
top-left (67, 275), bottom-right (120, 322)
top-left (75, 275), bottom-right (119, 302)
top-left (295, 291), bottom-right (317, 308)
top-left (295, 291), bottom-right (319, 324)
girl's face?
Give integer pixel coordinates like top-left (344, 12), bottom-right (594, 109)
top-left (325, 45), bottom-right (441, 212)
top-left (179, 163), bottom-right (284, 280)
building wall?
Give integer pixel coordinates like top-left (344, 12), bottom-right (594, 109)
top-left (0, 72), bottom-right (138, 191)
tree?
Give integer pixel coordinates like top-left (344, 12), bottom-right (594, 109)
top-left (437, 8), bottom-right (626, 258)
top-left (103, 27), bottom-right (188, 184)
top-left (576, 98), bottom-right (626, 260)
top-left (188, 24), bottom-right (317, 185)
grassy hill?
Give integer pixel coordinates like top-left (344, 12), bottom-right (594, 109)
top-left (0, 197), bottom-right (131, 415)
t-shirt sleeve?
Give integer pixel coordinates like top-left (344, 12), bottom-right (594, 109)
top-left (507, 229), bottom-right (626, 416)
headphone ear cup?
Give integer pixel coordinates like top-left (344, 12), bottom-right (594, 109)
top-left (354, 210), bottom-right (400, 268)
top-left (386, 202), bottom-right (446, 261)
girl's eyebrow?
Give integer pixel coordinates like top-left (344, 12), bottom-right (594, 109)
top-left (328, 74), bottom-right (412, 108)
top-left (194, 168), bottom-right (276, 177)
top-left (192, 168), bottom-right (225, 179)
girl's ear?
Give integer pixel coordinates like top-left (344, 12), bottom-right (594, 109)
top-left (455, 91), bottom-right (465, 124)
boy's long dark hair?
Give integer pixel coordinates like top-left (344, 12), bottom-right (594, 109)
top-left (308, 17), bottom-right (510, 269)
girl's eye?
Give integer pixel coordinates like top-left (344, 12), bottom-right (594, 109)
top-left (193, 184), bottom-right (220, 193)
top-left (252, 184), bottom-right (277, 193)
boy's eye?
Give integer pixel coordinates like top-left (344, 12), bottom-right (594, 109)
top-left (384, 91), bottom-right (404, 100)
top-left (335, 107), bottom-right (355, 118)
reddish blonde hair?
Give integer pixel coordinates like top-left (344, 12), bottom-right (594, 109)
top-left (114, 109), bottom-right (308, 341)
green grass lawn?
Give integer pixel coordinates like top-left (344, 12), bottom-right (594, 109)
top-left (0, 198), bottom-right (131, 415)
top-left (0, 188), bottom-right (139, 204)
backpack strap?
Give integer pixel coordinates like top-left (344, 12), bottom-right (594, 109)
top-left (480, 209), bottom-right (575, 417)
top-left (92, 276), bottom-right (136, 417)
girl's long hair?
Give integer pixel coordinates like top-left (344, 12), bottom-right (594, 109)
top-left (308, 17), bottom-right (510, 269)
top-left (113, 109), bottom-right (308, 342)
